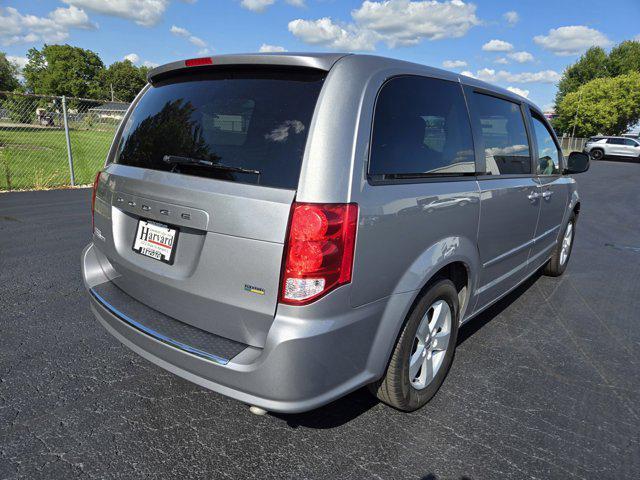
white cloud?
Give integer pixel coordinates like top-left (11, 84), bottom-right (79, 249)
top-left (534, 26), bottom-right (611, 56)
top-left (63, 0), bottom-right (169, 27)
top-left (0, 6), bottom-right (95, 45)
top-left (241, 0), bottom-right (275, 12)
top-left (123, 53), bottom-right (140, 63)
top-left (123, 52), bottom-right (159, 68)
top-left (508, 51), bottom-right (534, 63)
top-left (50, 5), bottom-right (96, 29)
top-left (288, 18), bottom-right (378, 51)
top-left (259, 43), bottom-right (287, 52)
top-left (351, 0), bottom-right (481, 46)
top-left (506, 86), bottom-right (529, 98)
top-left (482, 39), bottom-right (513, 52)
top-left (494, 57), bottom-right (508, 64)
top-left (170, 24), bottom-right (209, 51)
top-left (7, 55), bottom-right (28, 71)
top-left (289, 0), bottom-right (480, 51)
top-left (442, 59), bottom-right (467, 69)
top-left (241, 0), bottom-right (305, 11)
top-left (462, 68), bottom-right (560, 84)
top-left (503, 11), bottom-right (518, 26)
top-left (169, 25), bottom-right (189, 36)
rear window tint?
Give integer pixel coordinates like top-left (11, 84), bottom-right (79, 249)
top-left (369, 76), bottom-right (476, 177)
top-left (113, 69), bottom-right (325, 189)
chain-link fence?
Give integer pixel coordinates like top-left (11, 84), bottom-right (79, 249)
top-left (0, 91), bottom-right (129, 191)
top-left (558, 137), bottom-right (588, 156)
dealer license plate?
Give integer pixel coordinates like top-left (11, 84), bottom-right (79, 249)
top-left (132, 219), bottom-right (178, 264)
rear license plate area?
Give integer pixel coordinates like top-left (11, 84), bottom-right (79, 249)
top-left (132, 219), bottom-right (179, 264)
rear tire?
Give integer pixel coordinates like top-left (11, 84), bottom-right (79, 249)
top-left (544, 212), bottom-right (576, 277)
top-left (590, 149), bottom-right (604, 160)
top-left (369, 279), bottom-right (459, 412)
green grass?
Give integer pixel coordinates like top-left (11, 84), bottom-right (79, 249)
top-left (0, 126), bottom-right (114, 191)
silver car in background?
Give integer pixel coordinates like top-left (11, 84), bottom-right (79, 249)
top-left (82, 53), bottom-right (589, 413)
top-left (584, 136), bottom-right (640, 161)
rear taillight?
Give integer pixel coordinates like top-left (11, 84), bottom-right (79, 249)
top-left (91, 171), bottom-right (101, 229)
top-left (280, 202), bottom-right (358, 305)
top-left (185, 57), bottom-right (213, 67)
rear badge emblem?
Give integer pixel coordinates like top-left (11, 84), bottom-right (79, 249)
top-left (244, 284), bottom-right (265, 295)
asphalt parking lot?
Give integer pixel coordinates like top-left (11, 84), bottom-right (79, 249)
top-left (1, 160), bottom-right (639, 479)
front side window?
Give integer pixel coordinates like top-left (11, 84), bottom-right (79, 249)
top-left (608, 138), bottom-right (624, 145)
top-left (472, 93), bottom-right (531, 175)
top-left (531, 113), bottom-right (561, 175)
top-left (369, 76), bottom-right (475, 177)
top-left (114, 69), bottom-right (325, 189)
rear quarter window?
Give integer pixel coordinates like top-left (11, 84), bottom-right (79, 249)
top-left (368, 76), bottom-right (476, 178)
top-left (113, 69), bottom-right (326, 189)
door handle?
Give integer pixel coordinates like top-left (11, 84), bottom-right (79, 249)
top-left (541, 190), bottom-right (553, 199)
top-left (527, 191), bottom-right (540, 201)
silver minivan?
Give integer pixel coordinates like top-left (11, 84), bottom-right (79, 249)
top-left (82, 53), bottom-right (589, 413)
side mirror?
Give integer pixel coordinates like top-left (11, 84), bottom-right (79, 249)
top-left (564, 151), bottom-right (590, 174)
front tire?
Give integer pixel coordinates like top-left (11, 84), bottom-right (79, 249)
top-left (590, 149), bottom-right (604, 160)
top-left (544, 213), bottom-right (576, 276)
top-left (370, 279), bottom-right (459, 411)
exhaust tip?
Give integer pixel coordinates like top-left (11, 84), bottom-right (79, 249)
top-left (249, 406), bottom-right (268, 416)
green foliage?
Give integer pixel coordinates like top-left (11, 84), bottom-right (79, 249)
top-left (99, 60), bottom-right (148, 102)
top-left (0, 52), bottom-right (20, 92)
top-left (555, 47), bottom-right (609, 106)
top-left (555, 40), bottom-right (640, 108)
top-left (1, 95), bottom-right (36, 124)
top-left (608, 40), bottom-right (640, 77)
top-left (554, 72), bottom-right (640, 137)
top-left (23, 44), bottom-right (105, 98)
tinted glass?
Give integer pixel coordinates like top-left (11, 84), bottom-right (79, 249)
top-left (369, 76), bottom-right (475, 176)
top-left (114, 69), bottom-right (325, 189)
top-left (531, 113), bottom-right (561, 175)
top-left (624, 139), bottom-right (637, 146)
top-left (608, 138), bottom-right (624, 145)
top-left (472, 93), bottom-right (530, 175)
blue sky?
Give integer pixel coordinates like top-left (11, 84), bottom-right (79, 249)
top-left (1, 0), bottom-right (639, 108)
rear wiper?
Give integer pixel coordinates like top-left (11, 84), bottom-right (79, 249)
top-left (162, 155), bottom-right (262, 178)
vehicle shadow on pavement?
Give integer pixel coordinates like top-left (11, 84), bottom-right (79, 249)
top-left (457, 269), bottom-right (542, 346)
top-left (275, 271), bottom-right (543, 430)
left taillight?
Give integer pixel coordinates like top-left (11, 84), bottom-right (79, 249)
top-left (91, 171), bottom-right (101, 229)
top-left (280, 202), bottom-right (358, 305)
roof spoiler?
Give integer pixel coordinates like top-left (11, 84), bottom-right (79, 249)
top-left (147, 53), bottom-right (350, 84)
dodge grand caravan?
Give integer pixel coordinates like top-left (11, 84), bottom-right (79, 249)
top-left (82, 53), bottom-right (589, 413)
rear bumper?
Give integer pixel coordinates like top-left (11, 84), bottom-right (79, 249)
top-left (82, 243), bottom-right (407, 413)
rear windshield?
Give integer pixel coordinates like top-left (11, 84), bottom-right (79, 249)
top-left (113, 69), bottom-right (326, 189)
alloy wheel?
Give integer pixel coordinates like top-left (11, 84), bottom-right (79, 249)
top-left (409, 300), bottom-right (452, 390)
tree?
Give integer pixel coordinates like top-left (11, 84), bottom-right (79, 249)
top-left (554, 47), bottom-right (609, 107)
top-left (0, 52), bottom-right (19, 92)
top-left (554, 72), bottom-right (640, 137)
top-left (99, 60), bottom-right (148, 102)
top-left (608, 40), bottom-right (640, 77)
top-left (23, 44), bottom-right (104, 98)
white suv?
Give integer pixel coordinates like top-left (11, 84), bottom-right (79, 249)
top-left (584, 136), bottom-right (640, 161)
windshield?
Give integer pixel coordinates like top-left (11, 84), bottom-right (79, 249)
top-left (113, 68), bottom-right (326, 189)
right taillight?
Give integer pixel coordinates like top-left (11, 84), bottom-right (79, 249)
top-left (91, 171), bottom-right (101, 229)
top-left (280, 202), bottom-right (358, 305)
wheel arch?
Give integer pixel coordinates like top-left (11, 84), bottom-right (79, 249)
top-left (366, 236), bottom-right (479, 380)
